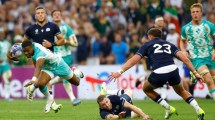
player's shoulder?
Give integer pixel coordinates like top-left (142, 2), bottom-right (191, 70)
top-left (202, 19), bottom-right (214, 26)
top-left (182, 21), bottom-right (192, 30)
top-left (47, 21), bottom-right (58, 27)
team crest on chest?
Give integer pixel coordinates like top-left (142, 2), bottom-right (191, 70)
top-left (35, 29), bottom-right (38, 34)
top-left (46, 28), bottom-right (50, 32)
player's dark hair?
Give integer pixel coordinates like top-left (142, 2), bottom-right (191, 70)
top-left (22, 40), bottom-right (33, 48)
top-left (97, 95), bottom-right (106, 104)
top-left (148, 28), bottom-right (162, 38)
top-left (51, 9), bottom-right (61, 16)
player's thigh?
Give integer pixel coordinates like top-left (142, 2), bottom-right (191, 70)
top-left (142, 80), bottom-right (157, 92)
top-left (37, 70), bottom-right (52, 86)
top-left (62, 55), bottom-right (72, 66)
top-left (198, 65), bottom-right (214, 83)
top-left (54, 60), bottom-right (73, 79)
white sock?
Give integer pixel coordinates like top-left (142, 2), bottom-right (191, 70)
top-left (40, 86), bottom-right (53, 100)
top-left (189, 99), bottom-right (200, 112)
top-left (30, 84), bottom-right (36, 92)
top-left (4, 81), bottom-right (10, 99)
top-left (211, 92), bottom-right (215, 100)
top-left (49, 76), bottom-right (60, 86)
top-left (159, 99), bottom-right (170, 110)
top-left (63, 80), bottom-right (76, 101)
top-left (209, 89), bottom-right (215, 100)
top-left (107, 89), bottom-right (124, 96)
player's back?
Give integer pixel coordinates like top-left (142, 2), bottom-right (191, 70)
top-left (32, 43), bottom-right (61, 69)
top-left (137, 38), bottom-right (178, 70)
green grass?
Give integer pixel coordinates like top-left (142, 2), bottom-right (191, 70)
top-left (0, 99), bottom-right (214, 120)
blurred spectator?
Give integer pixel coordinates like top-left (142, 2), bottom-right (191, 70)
top-left (147, 0), bottom-right (164, 21)
top-left (166, 23), bottom-right (180, 48)
top-left (76, 26), bottom-right (90, 65)
top-left (99, 35), bottom-right (114, 64)
top-left (111, 32), bottom-right (129, 64)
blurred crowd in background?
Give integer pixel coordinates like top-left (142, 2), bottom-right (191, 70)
top-left (0, 0), bottom-right (214, 66)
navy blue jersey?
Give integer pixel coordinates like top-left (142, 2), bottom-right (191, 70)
top-left (137, 38), bottom-right (179, 70)
top-left (25, 22), bottom-right (61, 51)
top-left (99, 95), bottom-right (132, 119)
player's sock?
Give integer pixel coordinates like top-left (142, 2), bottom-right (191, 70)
top-left (63, 80), bottom-right (76, 101)
top-left (3, 71), bottom-right (11, 99)
top-left (49, 76), bottom-right (60, 85)
top-left (153, 96), bottom-right (170, 110)
top-left (40, 86), bottom-right (53, 100)
top-left (107, 89), bottom-right (125, 96)
top-left (30, 84), bottom-right (37, 92)
top-left (4, 81), bottom-right (10, 99)
top-left (209, 88), bottom-right (215, 100)
top-left (185, 96), bottom-right (201, 112)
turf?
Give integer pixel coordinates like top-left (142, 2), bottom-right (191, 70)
top-left (0, 99), bottom-right (214, 120)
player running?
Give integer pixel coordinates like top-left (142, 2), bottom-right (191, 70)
top-left (22, 41), bottom-right (84, 113)
top-left (109, 28), bottom-right (205, 120)
top-left (180, 3), bottom-right (215, 100)
top-left (49, 9), bottom-right (81, 106)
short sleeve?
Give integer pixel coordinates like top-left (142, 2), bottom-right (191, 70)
top-left (100, 109), bottom-right (110, 119)
top-left (208, 21), bottom-right (215, 36)
top-left (25, 27), bottom-right (31, 39)
top-left (181, 26), bottom-right (187, 40)
top-left (136, 44), bottom-right (147, 58)
top-left (170, 43), bottom-right (179, 56)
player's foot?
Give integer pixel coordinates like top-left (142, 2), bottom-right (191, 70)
top-left (190, 72), bottom-right (197, 84)
top-left (100, 82), bottom-right (107, 95)
top-left (165, 106), bottom-right (178, 119)
top-left (26, 86), bottom-right (34, 101)
top-left (197, 108), bottom-right (205, 120)
top-left (44, 99), bottom-right (54, 113)
top-left (72, 67), bottom-right (84, 78)
top-left (72, 99), bottom-right (81, 106)
top-left (4, 98), bottom-right (13, 102)
top-left (51, 103), bottom-right (62, 113)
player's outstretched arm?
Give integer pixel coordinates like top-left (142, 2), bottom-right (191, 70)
top-left (176, 51), bottom-right (204, 82)
top-left (123, 101), bottom-right (150, 119)
top-left (109, 54), bottom-right (141, 81)
top-left (7, 51), bottom-right (18, 61)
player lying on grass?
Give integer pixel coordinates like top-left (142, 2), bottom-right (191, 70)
top-left (109, 28), bottom-right (205, 120)
top-left (21, 41), bottom-right (83, 113)
top-left (97, 82), bottom-right (150, 120)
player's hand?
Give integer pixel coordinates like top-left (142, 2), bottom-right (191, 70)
top-left (142, 114), bottom-right (151, 119)
top-left (7, 51), bottom-right (19, 61)
top-left (194, 73), bottom-right (204, 82)
top-left (118, 111), bottom-right (126, 118)
top-left (24, 80), bottom-right (35, 87)
top-left (42, 40), bottom-right (52, 48)
top-left (109, 72), bottom-right (121, 82)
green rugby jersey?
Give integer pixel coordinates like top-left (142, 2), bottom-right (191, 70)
top-left (181, 19), bottom-right (215, 59)
top-left (54, 22), bottom-right (75, 57)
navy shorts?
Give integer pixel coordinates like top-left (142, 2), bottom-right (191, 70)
top-left (120, 94), bottom-right (133, 117)
top-left (148, 68), bottom-right (181, 87)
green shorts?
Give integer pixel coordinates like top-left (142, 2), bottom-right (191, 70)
top-left (191, 57), bottom-right (215, 70)
top-left (62, 55), bottom-right (72, 66)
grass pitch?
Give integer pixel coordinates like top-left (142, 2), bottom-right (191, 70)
top-left (0, 98), bottom-right (214, 120)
